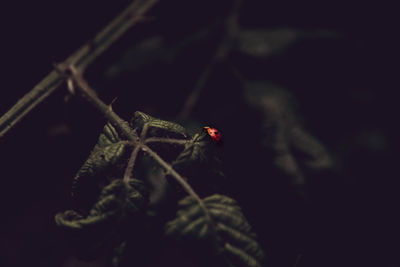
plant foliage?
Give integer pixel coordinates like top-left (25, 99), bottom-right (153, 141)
top-left (131, 111), bottom-right (187, 138)
top-left (166, 194), bottom-right (265, 267)
top-left (72, 123), bottom-right (128, 197)
top-left (53, 111), bottom-right (264, 266)
top-left (173, 132), bottom-right (208, 166)
top-left (56, 179), bottom-right (148, 229)
top-left (55, 178), bottom-right (148, 259)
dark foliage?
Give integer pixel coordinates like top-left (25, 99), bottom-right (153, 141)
top-left (0, 0), bottom-right (396, 267)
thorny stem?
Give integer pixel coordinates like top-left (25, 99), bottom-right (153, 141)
top-left (66, 66), bottom-right (223, 266)
top-left (123, 145), bottom-right (141, 183)
top-left (141, 144), bottom-right (213, 223)
top-left (70, 0), bottom-right (158, 72)
top-left (66, 65), bottom-right (214, 239)
top-left (67, 65), bottom-right (139, 144)
top-left (0, 0), bottom-right (158, 139)
top-left (145, 137), bottom-right (191, 145)
top-left (123, 123), bottom-right (150, 182)
top-left (142, 125), bottom-right (212, 225)
top-left (0, 72), bottom-right (63, 138)
top-left (143, 142), bottom-right (223, 262)
top-left (140, 123), bottom-right (150, 140)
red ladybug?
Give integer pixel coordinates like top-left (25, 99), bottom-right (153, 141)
top-left (203, 126), bottom-right (222, 143)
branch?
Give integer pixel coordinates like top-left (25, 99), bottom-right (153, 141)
top-left (123, 145), bottom-right (141, 183)
top-left (68, 70), bottom-right (205, 210)
top-left (141, 144), bottom-right (212, 223)
top-left (65, 64), bottom-right (212, 229)
top-left (66, 67), bottom-right (215, 253)
top-left (67, 65), bottom-right (138, 144)
top-left (145, 137), bottom-right (191, 145)
top-left (68, 0), bottom-right (158, 72)
top-left (123, 123), bottom-right (150, 182)
top-left (139, 123), bottom-right (150, 140)
top-left (0, 71), bottom-right (63, 138)
top-left (0, 0), bottom-right (158, 139)
top-left (178, 0), bottom-right (242, 119)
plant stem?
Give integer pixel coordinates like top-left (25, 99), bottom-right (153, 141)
top-left (70, 69), bottom-right (211, 220)
top-left (68, 64), bottom-right (213, 228)
top-left (70, 66), bottom-right (214, 246)
top-left (70, 0), bottom-right (158, 72)
top-left (140, 123), bottom-right (150, 140)
top-left (0, 0), bottom-right (158, 139)
top-left (178, 0), bottom-right (241, 119)
top-left (69, 66), bottom-right (138, 144)
top-left (141, 144), bottom-right (212, 222)
top-left (145, 137), bottom-right (190, 145)
top-left (123, 123), bottom-right (150, 182)
top-left (0, 71), bottom-right (63, 138)
top-left (123, 145), bottom-right (141, 183)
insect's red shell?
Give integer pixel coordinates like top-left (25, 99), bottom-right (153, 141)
top-left (203, 126), bottom-right (222, 143)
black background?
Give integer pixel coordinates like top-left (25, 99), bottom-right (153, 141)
top-left (0, 0), bottom-right (398, 266)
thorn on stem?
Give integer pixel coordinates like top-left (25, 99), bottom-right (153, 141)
top-left (109, 97), bottom-right (119, 111)
top-left (67, 78), bottom-right (75, 95)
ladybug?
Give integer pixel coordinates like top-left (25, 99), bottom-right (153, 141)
top-left (203, 126), bottom-right (222, 143)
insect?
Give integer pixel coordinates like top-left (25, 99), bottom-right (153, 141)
top-left (203, 126), bottom-right (222, 143)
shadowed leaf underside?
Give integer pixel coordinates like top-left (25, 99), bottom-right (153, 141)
top-left (166, 194), bottom-right (265, 267)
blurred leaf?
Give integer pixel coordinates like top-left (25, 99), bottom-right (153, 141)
top-left (106, 36), bottom-right (168, 79)
top-left (166, 194), bottom-right (265, 267)
top-left (245, 82), bottom-right (333, 188)
top-left (237, 28), bottom-right (338, 58)
top-left (112, 241), bottom-right (127, 267)
top-left (237, 29), bottom-right (299, 58)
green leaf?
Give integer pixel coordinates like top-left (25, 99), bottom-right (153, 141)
top-left (72, 123), bottom-right (128, 197)
top-left (169, 131), bottom-right (226, 196)
top-left (131, 111), bottom-right (187, 137)
top-left (165, 194), bottom-right (265, 267)
top-left (56, 179), bottom-right (148, 231)
top-left (55, 179), bottom-right (148, 260)
top-left (172, 133), bottom-right (207, 166)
